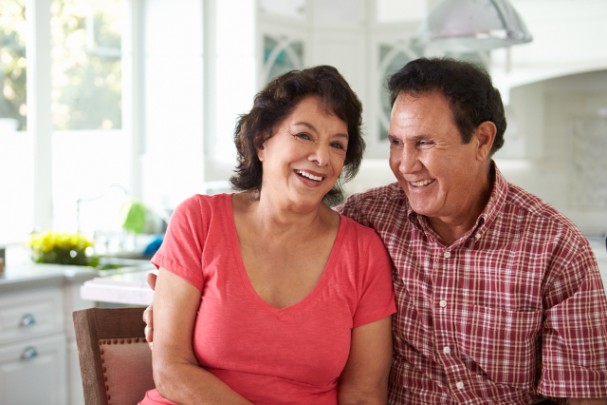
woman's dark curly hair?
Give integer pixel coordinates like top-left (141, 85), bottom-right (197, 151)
top-left (388, 57), bottom-right (506, 155)
top-left (230, 65), bottom-right (364, 206)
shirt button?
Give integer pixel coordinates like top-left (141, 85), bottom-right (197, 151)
top-left (439, 300), bottom-right (447, 308)
top-left (455, 381), bottom-right (464, 390)
top-left (443, 251), bottom-right (451, 258)
top-left (475, 233), bottom-right (481, 240)
top-left (442, 346), bottom-right (451, 354)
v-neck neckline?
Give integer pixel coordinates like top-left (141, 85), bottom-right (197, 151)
top-left (226, 194), bottom-right (343, 315)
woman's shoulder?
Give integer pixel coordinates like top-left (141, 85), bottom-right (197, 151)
top-left (175, 193), bottom-right (232, 212)
top-left (338, 214), bottom-right (384, 246)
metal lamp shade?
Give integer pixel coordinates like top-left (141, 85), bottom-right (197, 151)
top-left (418, 0), bottom-right (533, 52)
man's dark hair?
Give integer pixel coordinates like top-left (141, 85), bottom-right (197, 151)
top-left (388, 57), bottom-right (506, 154)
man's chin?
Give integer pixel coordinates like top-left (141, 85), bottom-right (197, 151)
top-left (407, 200), bottom-right (435, 217)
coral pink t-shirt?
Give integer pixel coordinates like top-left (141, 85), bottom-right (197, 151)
top-left (142, 194), bottom-right (396, 405)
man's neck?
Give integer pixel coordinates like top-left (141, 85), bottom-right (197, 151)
top-left (427, 163), bottom-right (496, 245)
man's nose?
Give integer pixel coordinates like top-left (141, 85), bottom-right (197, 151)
top-left (398, 144), bottom-right (419, 173)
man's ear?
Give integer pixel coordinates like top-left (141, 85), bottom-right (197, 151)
top-left (475, 121), bottom-right (496, 160)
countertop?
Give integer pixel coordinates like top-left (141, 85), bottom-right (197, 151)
top-left (80, 269), bottom-right (155, 305)
top-left (0, 262), bottom-right (98, 293)
top-left (0, 259), bottom-right (155, 294)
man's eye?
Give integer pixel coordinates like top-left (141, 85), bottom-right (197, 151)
top-left (417, 139), bottom-right (433, 147)
top-left (389, 137), bottom-right (401, 146)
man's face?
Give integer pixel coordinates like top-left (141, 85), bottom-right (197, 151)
top-left (388, 91), bottom-right (494, 232)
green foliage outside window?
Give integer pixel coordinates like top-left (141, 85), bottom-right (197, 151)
top-left (0, 0), bottom-right (27, 130)
top-left (0, 0), bottom-right (122, 131)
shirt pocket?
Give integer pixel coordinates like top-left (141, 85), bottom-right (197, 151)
top-left (458, 305), bottom-right (542, 389)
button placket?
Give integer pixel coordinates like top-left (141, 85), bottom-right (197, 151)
top-left (436, 247), bottom-right (464, 397)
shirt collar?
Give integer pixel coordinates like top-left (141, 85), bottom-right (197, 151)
top-left (475, 161), bottom-right (507, 234)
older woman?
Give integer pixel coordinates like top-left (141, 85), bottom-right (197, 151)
top-left (139, 66), bottom-right (396, 405)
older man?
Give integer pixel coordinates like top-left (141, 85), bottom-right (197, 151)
top-left (339, 57), bottom-right (607, 404)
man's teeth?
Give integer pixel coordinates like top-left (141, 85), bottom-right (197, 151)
top-left (411, 179), bottom-right (434, 187)
top-left (297, 170), bottom-right (323, 182)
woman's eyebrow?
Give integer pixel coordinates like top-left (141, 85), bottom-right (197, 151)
top-left (292, 121), bottom-right (349, 139)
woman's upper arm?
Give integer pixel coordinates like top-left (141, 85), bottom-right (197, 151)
top-left (152, 268), bottom-right (202, 374)
top-left (338, 316), bottom-right (393, 405)
top-left (151, 268), bottom-right (255, 404)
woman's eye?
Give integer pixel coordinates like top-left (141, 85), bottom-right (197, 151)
top-left (294, 132), bottom-right (311, 141)
top-left (331, 142), bottom-right (346, 150)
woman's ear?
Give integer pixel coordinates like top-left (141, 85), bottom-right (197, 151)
top-left (475, 121), bottom-right (496, 161)
top-left (257, 146), bottom-right (264, 162)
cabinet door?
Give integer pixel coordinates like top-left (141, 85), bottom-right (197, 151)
top-left (0, 288), bottom-right (64, 345)
top-left (0, 334), bottom-right (67, 405)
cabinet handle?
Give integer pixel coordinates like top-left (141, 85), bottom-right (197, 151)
top-left (19, 313), bottom-right (36, 327)
top-left (20, 346), bottom-right (38, 361)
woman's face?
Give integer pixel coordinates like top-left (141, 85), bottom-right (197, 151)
top-left (258, 96), bottom-right (349, 210)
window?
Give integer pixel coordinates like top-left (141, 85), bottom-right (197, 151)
top-left (51, 0), bottom-right (123, 130)
top-left (0, 0), bottom-right (128, 244)
top-left (0, 0), bottom-right (26, 131)
top-left (50, 0), bottom-right (128, 235)
top-left (0, 0), bottom-right (31, 243)
top-left (0, 0), bottom-right (256, 248)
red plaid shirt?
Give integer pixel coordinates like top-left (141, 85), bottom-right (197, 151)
top-left (339, 163), bottom-right (607, 404)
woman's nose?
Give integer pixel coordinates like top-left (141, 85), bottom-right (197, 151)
top-left (310, 143), bottom-right (330, 166)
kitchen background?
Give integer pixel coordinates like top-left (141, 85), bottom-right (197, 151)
top-left (2, 0), bottom-right (607, 246)
top-left (0, 0), bottom-right (607, 403)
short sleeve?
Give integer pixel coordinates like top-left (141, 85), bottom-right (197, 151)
top-left (539, 237), bottom-right (607, 398)
top-left (151, 195), bottom-right (207, 291)
top-left (348, 221), bottom-right (396, 328)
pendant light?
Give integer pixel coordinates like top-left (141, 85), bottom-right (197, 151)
top-left (417, 0), bottom-right (533, 53)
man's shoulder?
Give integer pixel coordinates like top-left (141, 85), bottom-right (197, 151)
top-left (338, 183), bottom-right (406, 225)
top-left (506, 183), bottom-right (567, 221)
top-left (345, 182), bottom-right (403, 204)
top-left (503, 182), bottom-right (585, 240)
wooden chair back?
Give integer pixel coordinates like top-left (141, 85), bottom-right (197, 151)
top-left (73, 307), bottom-right (154, 405)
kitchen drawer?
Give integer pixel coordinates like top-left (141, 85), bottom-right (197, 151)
top-left (0, 288), bottom-right (64, 345)
top-left (0, 333), bottom-right (67, 405)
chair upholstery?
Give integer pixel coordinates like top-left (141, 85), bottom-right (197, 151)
top-left (73, 307), bottom-right (155, 405)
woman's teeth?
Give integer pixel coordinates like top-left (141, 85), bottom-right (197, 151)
top-left (297, 170), bottom-right (323, 182)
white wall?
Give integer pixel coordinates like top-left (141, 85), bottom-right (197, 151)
top-left (496, 71), bottom-right (607, 236)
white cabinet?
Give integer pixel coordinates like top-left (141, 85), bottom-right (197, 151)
top-left (0, 287), bottom-right (67, 405)
top-left (0, 334), bottom-right (67, 405)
